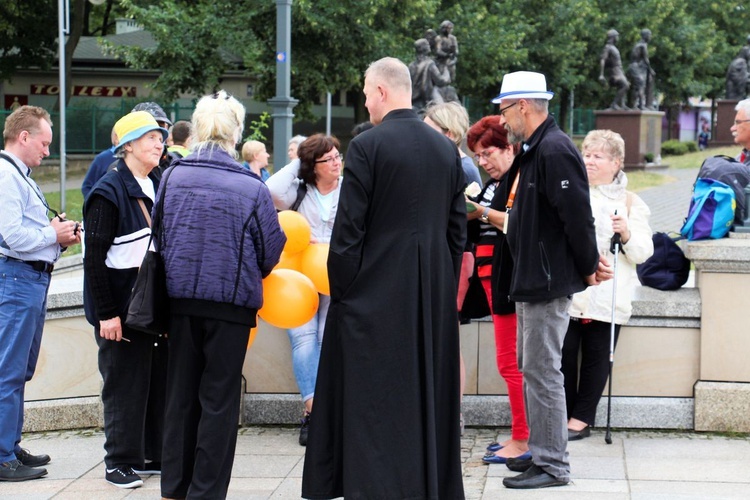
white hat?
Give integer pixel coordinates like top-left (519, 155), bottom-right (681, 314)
top-left (491, 71), bottom-right (554, 104)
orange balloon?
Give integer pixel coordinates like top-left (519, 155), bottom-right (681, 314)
top-left (247, 324), bottom-right (258, 350)
top-left (300, 243), bottom-right (330, 295)
top-left (275, 250), bottom-right (303, 271)
top-left (278, 210), bottom-right (311, 254)
top-left (259, 269), bottom-right (319, 329)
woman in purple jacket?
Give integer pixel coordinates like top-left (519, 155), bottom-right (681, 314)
top-left (156, 90), bottom-right (286, 500)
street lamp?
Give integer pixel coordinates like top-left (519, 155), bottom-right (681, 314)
top-left (58, 0), bottom-right (102, 210)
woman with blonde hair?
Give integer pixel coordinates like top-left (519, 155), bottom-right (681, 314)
top-left (241, 140), bottom-right (271, 181)
top-left (157, 90), bottom-right (286, 498)
top-left (562, 129), bottom-right (653, 440)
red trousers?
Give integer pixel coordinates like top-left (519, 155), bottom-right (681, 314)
top-left (481, 278), bottom-right (529, 440)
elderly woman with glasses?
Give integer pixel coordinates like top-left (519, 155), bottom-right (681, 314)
top-left (83, 110), bottom-right (169, 488)
top-left (266, 134), bottom-right (343, 446)
top-left (156, 90), bottom-right (286, 499)
top-left (561, 129), bottom-right (653, 441)
top-left (465, 115), bottom-right (530, 464)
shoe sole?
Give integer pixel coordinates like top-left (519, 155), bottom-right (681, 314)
top-left (106, 479), bottom-right (144, 489)
top-left (503, 479), bottom-right (568, 489)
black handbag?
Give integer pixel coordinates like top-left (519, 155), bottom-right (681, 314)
top-left (126, 249), bottom-right (169, 335)
top-left (125, 167), bottom-right (173, 335)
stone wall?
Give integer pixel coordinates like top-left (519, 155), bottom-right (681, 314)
top-left (26, 253), bottom-right (712, 432)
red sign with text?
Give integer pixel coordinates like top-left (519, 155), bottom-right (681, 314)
top-left (31, 85), bottom-right (136, 97)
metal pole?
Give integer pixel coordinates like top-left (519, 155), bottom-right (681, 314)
top-left (58, 0), bottom-right (68, 211)
top-left (268, 0), bottom-right (298, 165)
top-left (326, 92), bottom-right (331, 136)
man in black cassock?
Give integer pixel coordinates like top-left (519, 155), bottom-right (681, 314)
top-left (302, 57), bottom-right (467, 499)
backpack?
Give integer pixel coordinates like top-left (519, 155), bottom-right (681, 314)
top-left (636, 233), bottom-right (690, 291)
top-left (680, 178), bottom-right (735, 241)
top-left (695, 155), bottom-right (750, 223)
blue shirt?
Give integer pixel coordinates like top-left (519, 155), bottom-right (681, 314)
top-left (81, 146), bottom-right (117, 198)
top-left (0, 150), bottom-right (61, 263)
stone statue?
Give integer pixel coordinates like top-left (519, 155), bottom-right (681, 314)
top-left (409, 38), bottom-right (451, 112)
top-left (434, 20), bottom-right (458, 83)
top-left (599, 29), bottom-right (630, 110)
top-left (628, 29), bottom-right (656, 110)
top-left (726, 35), bottom-right (750, 100)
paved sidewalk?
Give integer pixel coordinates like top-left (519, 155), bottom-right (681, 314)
top-left (4, 426), bottom-right (749, 499)
top-left (636, 167), bottom-right (698, 234)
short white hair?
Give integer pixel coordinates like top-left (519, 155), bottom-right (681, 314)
top-left (365, 57), bottom-right (412, 95)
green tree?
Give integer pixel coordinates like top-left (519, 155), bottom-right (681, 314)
top-left (0, 1), bottom-right (57, 83)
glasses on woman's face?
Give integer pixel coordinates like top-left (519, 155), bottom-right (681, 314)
top-left (474, 147), bottom-right (497, 162)
top-left (315, 152), bottom-right (344, 164)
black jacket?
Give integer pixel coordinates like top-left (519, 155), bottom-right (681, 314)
top-left (504, 115), bottom-right (599, 302)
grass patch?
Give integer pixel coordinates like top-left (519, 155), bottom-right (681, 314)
top-left (43, 188), bottom-right (84, 256)
top-left (625, 171), bottom-right (674, 192)
top-left (663, 145), bottom-right (738, 169)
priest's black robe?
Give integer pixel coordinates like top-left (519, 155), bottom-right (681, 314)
top-left (302, 108), bottom-right (467, 500)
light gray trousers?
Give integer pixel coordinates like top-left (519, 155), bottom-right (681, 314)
top-left (516, 297), bottom-right (571, 481)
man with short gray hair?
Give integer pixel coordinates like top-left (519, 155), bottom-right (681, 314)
top-left (731, 99), bottom-right (750, 165)
top-left (491, 71), bottom-right (610, 489)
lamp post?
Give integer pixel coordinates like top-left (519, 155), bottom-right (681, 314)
top-left (268, 0), bottom-right (298, 165)
top-left (58, 0), bottom-right (69, 210)
top-left (58, 0), bottom-right (103, 210)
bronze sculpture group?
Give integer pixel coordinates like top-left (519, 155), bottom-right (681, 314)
top-left (409, 20), bottom-right (460, 113)
top-left (599, 28), bottom-right (655, 111)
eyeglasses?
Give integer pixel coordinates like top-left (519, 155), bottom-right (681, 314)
top-left (734, 119), bottom-right (750, 126)
top-left (499, 102), bottom-right (518, 117)
top-left (474, 147), bottom-right (497, 162)
top-left (315, 152), bottom-right (344, 164)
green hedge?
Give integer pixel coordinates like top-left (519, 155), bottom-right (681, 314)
top-left (662, 139), bottom-right (689, 156)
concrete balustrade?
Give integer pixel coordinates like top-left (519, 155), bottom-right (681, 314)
top-left (21, 239), bottom-right (750, 433)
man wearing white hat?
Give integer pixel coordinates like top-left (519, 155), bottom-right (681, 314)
top-left (490, 71), bottom-right (611, 489)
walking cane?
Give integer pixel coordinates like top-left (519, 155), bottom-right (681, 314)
top-left (605, 219), bottom-right (621, 445)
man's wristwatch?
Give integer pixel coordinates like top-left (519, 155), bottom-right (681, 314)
top-left (480, 208), bottom-right (490, 223)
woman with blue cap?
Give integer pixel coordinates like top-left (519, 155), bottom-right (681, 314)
top-left (83, 110), bottom-right (169, 489)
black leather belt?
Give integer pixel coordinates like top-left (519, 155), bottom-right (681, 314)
top-left (1, 255), bottom-right (54, 274)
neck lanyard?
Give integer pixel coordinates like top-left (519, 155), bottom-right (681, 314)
top-left (0, 152), bottom-right (60, 218)
top-left (505, 170), bottom-right (521, 210)
top-left (503, 169), bottom-right (521, 234)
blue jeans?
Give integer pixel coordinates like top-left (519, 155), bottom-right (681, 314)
top-left (0, 257), bottom-right (50, 462)
top-left (516, 297), bottom-right (571, 482)
top-left (287, 294), bottom-right (330, 403)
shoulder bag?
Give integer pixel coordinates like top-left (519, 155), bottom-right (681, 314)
top-left (125, 167), bottom-right (173, 335)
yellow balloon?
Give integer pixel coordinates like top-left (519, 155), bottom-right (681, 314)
top-left (247, 323), bottom-right (258, 350)
top-left (300, 243), bottom-right (330, 295)
top-left (275, 250), bottom-right (303, 271)
top-left (259, 269), bottom-right (319, 329)
top-left (278, 210), bottom-right (311, 255)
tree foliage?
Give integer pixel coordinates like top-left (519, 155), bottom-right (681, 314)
top-left (3, 0), bottom-right (750, 129)
top-left (0, 0), bottom-right (57, 83)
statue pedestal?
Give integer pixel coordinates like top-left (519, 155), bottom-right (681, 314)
top-left (594, 110), bottom-right (665, 168)
top-left (713, 100), bottom-right (738, 147)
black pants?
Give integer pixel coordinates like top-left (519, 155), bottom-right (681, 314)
top-left (95, 326), bottom-right (167, 469)
top-left (561, 319), bottom-right (620, 427)
top-left (161, 314), bottom-right (250, 499)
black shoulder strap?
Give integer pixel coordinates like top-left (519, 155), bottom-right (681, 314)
top-left (290, 181), bottom-right (307, 211)
top-left (0, 152), bottom-right (59, 218)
